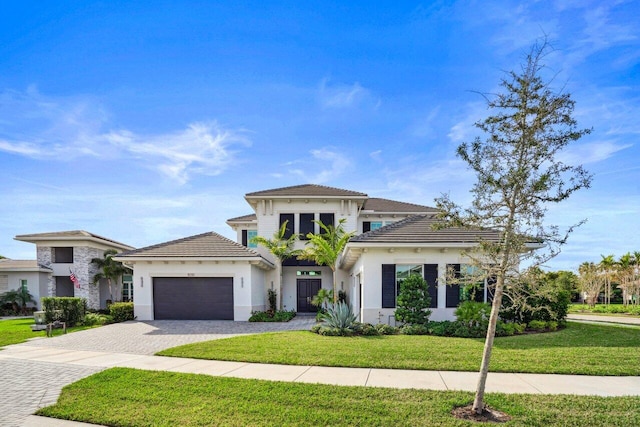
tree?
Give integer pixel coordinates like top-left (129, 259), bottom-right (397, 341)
top-left (251, 220), bottom-right (301, 310)
top-left (435, 39), bottom-right (592, 415)
top-left (578, 262), bottom-right (602, 307)
top-left (395, 274), bottom-right (431, 325)
top-left (91, 249), bottom-right (131, 302)
top-left (299, 219), bottom-right (355, 304)
top-left (0, 286), bottom-right (36, 314)
top-left (599, 254), bottom-right (616, 305)
top-left (311, 288), bottom-right (334, 312)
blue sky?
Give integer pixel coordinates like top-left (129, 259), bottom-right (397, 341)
top-left (1, 1), bottom-right (638, 270)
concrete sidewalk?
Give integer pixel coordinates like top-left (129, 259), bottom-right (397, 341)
top-left (2, 343), bottom-right (639, 397)
top-left (567, 313), bottom-right (640, 326)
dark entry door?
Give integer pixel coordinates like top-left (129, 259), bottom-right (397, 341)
top-left (297, 279), bottom-right (321, 312)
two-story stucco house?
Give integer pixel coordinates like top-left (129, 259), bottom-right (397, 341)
top-left (116, 184), bottom-right (506, 323)
top-left (14, 231), bottom-right (134, 309)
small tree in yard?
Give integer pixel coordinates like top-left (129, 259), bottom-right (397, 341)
top-left (91, 249), bottom-right (131, 303)
top-left (395, 274), bottom-right (431, 326)
top-left (251, 221), bottom-right (301, 310)
top-left (578, 262), bottom-right (603, 307)
top-left (435, 39), bottom-right (592, 416)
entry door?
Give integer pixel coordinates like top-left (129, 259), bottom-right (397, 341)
top-left (297, 279), bottom-right (321, 312)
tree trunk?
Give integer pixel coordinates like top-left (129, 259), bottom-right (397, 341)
top-left (278, 261), bottom-right (284, 310)
top-left (332, 268), bottom-right (338, 304)
top-left (472, 275), bottom-right (505, 414)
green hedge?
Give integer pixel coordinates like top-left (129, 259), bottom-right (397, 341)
top-left (41, 297), bottom-right (86, 326)
top-left (109, 302), bottom-right (135, 322)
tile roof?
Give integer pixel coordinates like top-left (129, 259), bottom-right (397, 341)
top-left (0, 259), bottom-right (51, 271)
top-left (116, 232), bottom-right (266, 259)
top-left (245, 184), bottom-right (367, 198)
top-left (350, 215), bottom-right (502, 244)
top-left (14, 230), bottom-right (133, 249)
top-left (227, 213), bottom-right (257, 222)
top-left (362, 198), bottom-right (438, 213)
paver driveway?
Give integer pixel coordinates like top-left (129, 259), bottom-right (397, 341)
top-left (0, 317), bottom-right (315, 426)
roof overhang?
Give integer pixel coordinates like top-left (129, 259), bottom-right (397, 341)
top-left (15, 235), bottom-right (134, 252)
top-left (113, 256), bottom-right (275, 271)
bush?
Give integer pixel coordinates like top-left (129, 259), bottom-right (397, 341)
top-left (267, 289), bottom-right (277, 312)
top-left (528, 320), bottom-right (547, 331)
top-left (319, 301), bottom-right (357, 332)
top-left (249, 310), bottom-right (296, 322)
top-left (41, 297), bottom-right (86, 326)
top-left (455, 301), bottom-right (491, 328)
top-left (109, 302), bottom-right (135, 323)
top-left (395, 274), bottom-right (431, 326)
top-left (375, 323), bottom-right (399, 335)
top-left (401, 324), bottom-right (430, 335)
top-left (82, 312), bottom-right (113, 326)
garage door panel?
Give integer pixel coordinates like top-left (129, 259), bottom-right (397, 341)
top-left (153, 277), bottom-right (233, 320)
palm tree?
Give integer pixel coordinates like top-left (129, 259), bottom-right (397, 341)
top-left (251, 220), bottom-right (301, 310)
top-left (617, 253), bottom-right (634, 307)
top-left (0, 285), bottom-right (36, 314)
top-left (299, 218), bottom-right (355, 304)
top-left (91, 249), bottom-right (131, 303)
top-left (599, 254), bottom-right (616, 305)
top-left (311, 288), bottom-right (334, 312)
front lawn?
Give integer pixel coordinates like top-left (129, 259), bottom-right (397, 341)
top-left (0, 318), bottom-right (94, 348)
top-left (569, 303), bottom-right (640, 316)
top-left (158, 322), bottom-right (640, 375)
top-left (37, 368), bottom-right (640, 426)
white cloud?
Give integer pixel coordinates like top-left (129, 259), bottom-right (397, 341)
top-left (447, 102), bottom-right (485, 144)
top-left (318, 79), bottom-right (380, 110)
top-left (558, 140), bottom-right (632, 166)
top-left (284, 147), bottom-right (351, 184)
top-left (0, 88), bottom-right (250, 184)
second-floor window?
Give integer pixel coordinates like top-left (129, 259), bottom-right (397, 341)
top-left (53, 247), bottom-right (74, 263)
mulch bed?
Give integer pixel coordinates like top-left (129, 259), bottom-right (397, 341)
top-left (452, 404), bottom-right (511, 423)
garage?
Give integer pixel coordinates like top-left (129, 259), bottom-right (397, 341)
top-left (153, 277), bottom-right (234, 320)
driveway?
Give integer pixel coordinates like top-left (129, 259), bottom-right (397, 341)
top-left (0, 317), bottom-right (315, 427)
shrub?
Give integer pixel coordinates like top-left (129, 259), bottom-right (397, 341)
top-left (513, 323), bottom-right (527, 334)
top-left (496, 322), bottom-right (516, 336)
top-left (374, 323), bottom-right (399, 335)
top-left (547, 320), bottom-right (558, 331)
top-left (41, 297), bottom-right (86, 326)
top-left (320, 301), bottom-right (357, 332)
top-left (249, 310), bottom-right (296, 322)
top-left (357, 323), bottom-right (380, 336)
top-left (109, 302), bottom-right (135, 323)
top-left (267, 289), bottom-right (277, 312)
top-left (82, 312), bottom-right (113, 326)
top-left (455, 301), bottom-right (491, 328)
top-left (428, 321), bottom-right (456, 336)
top-left (528, 320), bottom-right (547, 331)
top-left (401, 324), bottom-right (430, 335)
top-left (395, 274), bottom-right (431, 326)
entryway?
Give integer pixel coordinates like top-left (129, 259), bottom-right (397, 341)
top-left (297, 278), bottom-right (321, 312)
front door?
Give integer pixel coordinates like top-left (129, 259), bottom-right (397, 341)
top-left (297, 279), bottom-right (321, 312)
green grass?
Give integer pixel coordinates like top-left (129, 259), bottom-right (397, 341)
top-left (0, 318), bottom-right (95, 348)
top-left (37, 368), bottom-right (640, 427)
top-left (158, 322), bottom-right (640, 375)
top-left (569, 303), bottom-right (640, 316)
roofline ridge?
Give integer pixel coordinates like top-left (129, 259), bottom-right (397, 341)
top-left (245, 183), bottom-right (368, 197)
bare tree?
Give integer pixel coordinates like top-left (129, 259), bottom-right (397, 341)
top-left (578, 262), bottom-right (603, 307)
top-left (435, 39), bottom-right (592, 415)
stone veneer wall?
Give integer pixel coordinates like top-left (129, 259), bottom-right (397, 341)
top-left (74, 246), bottom-right (103, 309)
top-left (36, 246), bottom-right (55, 297)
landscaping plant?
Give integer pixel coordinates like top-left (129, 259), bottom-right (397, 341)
top-left (395, 274), bottom-right (431, 326)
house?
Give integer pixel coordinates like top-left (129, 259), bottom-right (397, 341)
top-left (14, 230), bottom-right (134, 309)
top-left (0, 259), bottom-right (52, 310)
top-left (115, 184), bottom-right (507, 323)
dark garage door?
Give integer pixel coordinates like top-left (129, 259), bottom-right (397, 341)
top-left (153, 277), bottom-right (234, 320)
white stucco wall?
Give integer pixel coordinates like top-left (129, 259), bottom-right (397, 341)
top-left (1, 271), bottom-right (49, 310)
top-left (130, 260), bottom-right (266, 321)
top-left (348, 247), bottom-right (471, 324)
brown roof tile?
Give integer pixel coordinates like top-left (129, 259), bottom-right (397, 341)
top-left (362, 198), bottom-right (438, 213)
top-left (116, 232), bottom-right (265, 258)
top-left (350, 215), bottom-right (502, 244)
top-left (245, 184), bottom-right (367, 198)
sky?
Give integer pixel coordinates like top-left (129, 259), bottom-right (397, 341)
top-left (0, 1), bottom-right (638, 271)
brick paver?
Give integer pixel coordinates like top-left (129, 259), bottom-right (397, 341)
top-left (1, 317), bottom-right (315, 426)
top-left (0, 358), bottom-right (103, 427)
top-left (19, 317), bottom-right (316, 355)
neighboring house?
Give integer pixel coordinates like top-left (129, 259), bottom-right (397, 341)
top-left (116, 184), bottom-right (511, 323)
top-left (0, 259), bottom-right (52, 310)
top-left (14, 231), bottom-right (134, 310)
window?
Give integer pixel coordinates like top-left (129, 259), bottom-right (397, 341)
top-left (382, 264), bottom-right (424, 308)
top-left (53, 247), bottom-right (74, 263)
top-left (319, 213), bottom-right (334, 230)
top-left (296, 270), bottom-right (322, 276)
top-left (247, 230), bottom-right (258, 248)
top-left (363, 220), bottom-right (394, 233)
top-left (122, 275), bottom-right (133, 302)
top-left (20, 279), bottom-right (28, 292)
top-left (0, 275), bottom-right (8, 292)
top-left (299, 213), bottom-right (315, 240)
top-left (396, 264), bottom-right (423, 297)
top-left (279, 213), bottom-right (295, 239)
top-left (370, 221), bottom-right (383, 231)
